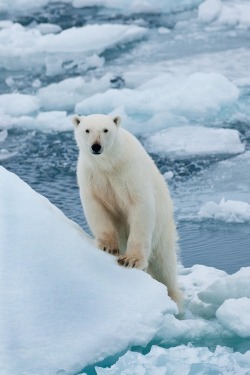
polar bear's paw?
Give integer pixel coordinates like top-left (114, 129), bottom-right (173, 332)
top-left (97, 237), bottom-right (120, 256)
top-left (117, 254), bottom-right (148, 270)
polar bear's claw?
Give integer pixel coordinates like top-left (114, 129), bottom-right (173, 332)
top-left (117, 255), bottom-right (146, 270)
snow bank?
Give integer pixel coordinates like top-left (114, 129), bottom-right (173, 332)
top-left (96, 344), bottom-right (250, 374)
top-left (198, 0), bottom-right (250, 29)
top-left (0, 166), bottom-right (175, 375)
top-left (145, 127), bottom-right (244, 157)
top-left (75, 73), bottom-right (239, 127)
top-left (0, 23), bottom-right (147, 72)
top-left (216, 298), bottom-right (250, 338)
top-left (198, 198), bottom-right (250, 223)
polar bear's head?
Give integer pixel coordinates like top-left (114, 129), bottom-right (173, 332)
top-left (73, 114), bottom-right (121, 156)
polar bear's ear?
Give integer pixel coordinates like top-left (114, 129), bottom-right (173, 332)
top-left (112, 115), bottom-right (121, 127)
top-left (72, 115), bottom-right (81, 127)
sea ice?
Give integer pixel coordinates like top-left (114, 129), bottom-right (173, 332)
top-left (0, 166), bottom-right (176, 375)
top-left (198, 0), bottom-right (250, 29)
top-left (198, 267), bottom-right (250, 310)
top-left (37, 74), bottom-right (112, 111)
top-left (75, 72), bottom-right (239, 128)
top-left (96, 344), bottom-right (250, 375)
top-left (198, 198), bottom-right (250, 223)
top-left (0, 23), bottom-right (147, 72)
top-left (145, 127), bottom-right (244, 157)
top-left (216, 298), bottom-right (250, 338)
top-left (0, 93), bottom-right (40, 116)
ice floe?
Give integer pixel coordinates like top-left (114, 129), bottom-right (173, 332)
top-left (0, 93), bottom-right (40, 116)
top-left (0, 22), bottom-right (147, 72)
top-left (75, 73), bottom-right (239, 129)
top-left (198, 0), bottom-right (250, 29)
top-left (145, 127), bottom-right (244, 157)
top-left (96, 344), bottom-right (250, 375)
top-left (216, 298), bottom-right (250, 338)
top-left (198, 198), bottom-right (250, 223)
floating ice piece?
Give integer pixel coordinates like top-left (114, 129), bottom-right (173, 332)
top-left (75, 72), bottom-right (239, 123)
top-left (37, 74), bottom-right (112, 111)
top-left (198, 267), bottom-right (250, 308)
top-left (179, 265), bottom-right (227, 318)
top-left (0, 167), bottom-right (175, 375)
top-left (0, 23), bottom-right (147, 71)
top-left (0, 93), bottom-right (40, 116)
top-left (0, 0), bottom-right (48, 13)
top-left (198, 0), bottom-right (250, 29)
top-left (145, 127), bottom-right (244, 157)
top-left (216, 298), bottom-right (250, 338)
top-left (72, 0), bottom-right (204, 14)
top-left (34, 23), bottom-right (62, 35)
top-left (198, 0), bottom-right (222, 23)
top-left (96, 344), bottom-right (250, 374)
top-left (198, 198), bottom-right (250, 223)
top-left (0, 129), bottom-right (8, 142)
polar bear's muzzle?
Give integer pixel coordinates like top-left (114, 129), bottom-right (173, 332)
top-left (91, 143), bottom-right (102, 155)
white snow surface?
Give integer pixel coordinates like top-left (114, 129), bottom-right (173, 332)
top-left (198, 197), bottom-right (250, 223)
top-left (1, 167), bottom-right (250, 374)
top-left (0, 93), bottom-right (40, 116)
top-left (96, 344), bottom-right (250, 375)
top-left (0, 166), bottom-right (176, 375)
top-left (145, 127), bottom-right (244, 157)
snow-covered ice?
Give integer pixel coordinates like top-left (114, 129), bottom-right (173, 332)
top-left (0, 93), bottom-right (40, 116)
top-left (37, 74), bottom-right (112, 111)
top-left (0, 22), bottom-right (147, 72)
top-left (96, 344), bottom-right (250, 375)
top-left (0, 166), bottom-right (176, 375)
top-left (216, 298), bottom-right (250, 338)
top-left (75, 73), bottom-right (239, 126)
top-left (145, 127), bottom-right (244, 157)
top-left (198, 198), bottom-right (250, 223)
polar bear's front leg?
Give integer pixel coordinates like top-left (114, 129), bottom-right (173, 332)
top-left (82, 192), bottom-right (120, 256)
top-left (118, 203), bottom-right (154, 270)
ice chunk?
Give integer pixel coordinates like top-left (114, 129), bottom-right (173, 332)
top-left (179, 265), bottom-right (227, 318)
top-left (72, 0), bottom-right (204, 15)
top-left (198, 0), bottom-right (222, 23)
top-left (198, 198), bottom-right (250, 223)
top-left (216, 298), bottom-right (250, 338)
top-left (96, 344), bottom-right (250, 374)
top-left (145, 127), bottom-right (244, 157)
top-left (198, 267), bottom-right (250, 308)
top-left (75, 73), bottom-right (239, 127)
top-left (37, 74), bottom-right (112, 111)
top-left (0, 167), bottom-right (175, 375)
top-left (0, 129), bottom-right (8, 142)
top-left (34, 23), bottom-right (62, 35)
top-left (0, 23), bottom-right (147, 72)
top-left (0, 93), bottom-right (40, 116)
top-left (0, 0), bottom-right (48, 13)
top-left (198, 0), bottom-right (250, 29)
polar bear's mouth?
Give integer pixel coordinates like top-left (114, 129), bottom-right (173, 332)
top-left (91, 143), bottom-right (102, 155)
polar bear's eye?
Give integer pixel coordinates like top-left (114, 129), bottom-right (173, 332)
top-left (103, 129), bottom-right (108, 133)
top-left (85, 129), bottom-right (90, 133)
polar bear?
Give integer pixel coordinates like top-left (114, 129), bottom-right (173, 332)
top-left (73, 113), bottom-right (182, 309)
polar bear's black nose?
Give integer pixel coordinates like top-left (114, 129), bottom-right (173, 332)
top-left (91, 143), bottom-right (102, 154)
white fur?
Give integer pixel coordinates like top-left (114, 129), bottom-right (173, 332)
top-left (73, 114), bottom-right (182, 309)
